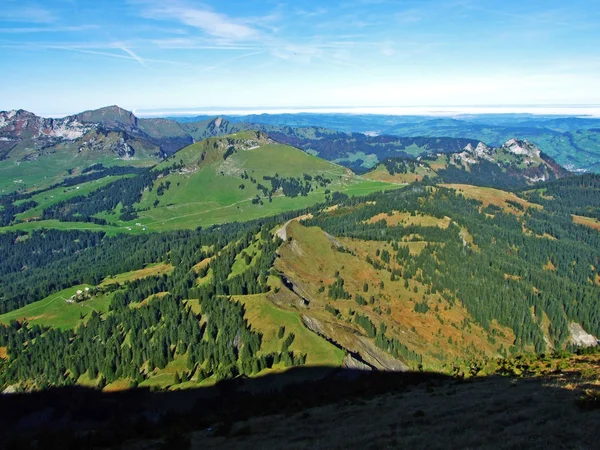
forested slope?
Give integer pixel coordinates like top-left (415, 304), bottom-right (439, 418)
top-left (2, 177), bottom-right (599, 393)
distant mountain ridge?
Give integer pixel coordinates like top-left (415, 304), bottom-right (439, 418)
top-left (173, 112), bottom-right (600, 173)
top-left (0, 106), bottom-right (248, 163)
top-left (0, 105), bottom-right (577, 195)
top-left (366, 138), bottom-right (570, 188)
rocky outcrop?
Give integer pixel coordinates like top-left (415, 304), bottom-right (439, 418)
top-left (569, 323), bottom-right (598, 348)
top-left (300, 314), bottom-right (408, 372)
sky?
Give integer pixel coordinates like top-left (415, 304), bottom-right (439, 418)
top-left (1, 0), bottom-right (599, 116)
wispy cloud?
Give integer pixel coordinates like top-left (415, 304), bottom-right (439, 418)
top-left (0, 25), bottom-right (97, 33)
top-left (0, 38), bottom-right (210, 69)
top-left (119, 46), bottom-right (149, 69)
top-left (150, 37), bottom-right (260, 51)
top-left (396, 9), bottom-right (423, 25)
top-left (294, 7), bottom-right (328, 18)
top-left (195, 50), bottom-right (265, 73)
top-left (0, 6), bottom-right (58, 24)
top-left (139, 2), bottom-right (260, 41)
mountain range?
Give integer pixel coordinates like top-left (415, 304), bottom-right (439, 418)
top-left (0, 105), bottom-right (578, 196)
top-left (0, 106), bottom-right (246, 163)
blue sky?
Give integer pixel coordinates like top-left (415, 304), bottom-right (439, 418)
top-left (1, 0), bottom-right (599, 116)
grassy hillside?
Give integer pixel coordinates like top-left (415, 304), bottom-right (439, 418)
top-left (0, 152), bottom-right (149, 195)
top-left (129, 134), bottom-right (392, 230)
top-left (0, 285), bottom-right (111, 330)
top-left (236, 293), bottom-right (345, 367)
top-left (5, 131), bottom-right (396, 234)
top-left (0, 131), bottom-right (398, 234)
top-left (273, 220), bottom-right (514, 369)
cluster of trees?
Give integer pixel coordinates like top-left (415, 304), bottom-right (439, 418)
top-left (437, 159), bottom-right (528, 189)
top-left (263, 173), bottom-right (331, 198)
top-left (41, 171), bottom-right (155, 222)
top-left (156, 180), bottom-right (171, 196)
top-left (328, 275), bottom-right (350, 300)
top-left (0, 197), bottom-right (37, 226)
top-left (381, 158), bottom-right (426, 176)
top-left (353, 313), bottom-right (422, 363)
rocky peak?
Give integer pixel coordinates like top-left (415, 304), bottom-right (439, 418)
top-left (207, 116), bottom-right (229, 131)
top-left (75, 105), bottom-right (138, 131)
top-left (502, 138), bottom-right (541, 158)
top-left (474, 142), bottom-right (492, 156)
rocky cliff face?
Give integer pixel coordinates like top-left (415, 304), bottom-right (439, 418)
top-left (0, 108), bottom-right (149, 161)
top-left (0, 109), bottom-right (93, 141)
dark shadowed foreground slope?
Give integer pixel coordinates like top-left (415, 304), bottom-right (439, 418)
top-left (1, 352), bottom-right (598, 449)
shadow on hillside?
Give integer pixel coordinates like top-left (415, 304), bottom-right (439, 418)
top-left (0, 366), bottom-right (597, 448)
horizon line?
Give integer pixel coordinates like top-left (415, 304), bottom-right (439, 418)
top-left (8, 104), bottom-right (600, 119)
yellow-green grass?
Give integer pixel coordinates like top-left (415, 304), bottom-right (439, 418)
top-left (99, 262), bottom-right (173, 287)
top-left (0, 285), bottom-right (112, 330)
top-left (125, 140), bottom-right (399, 231)
top-left (77, 371), bottom-right (100, 388)
top-left (428, 154), bottom-right (450, 171)
top-left (0, 219), bottom-right (122, 234)
top-left (14, 174), bottom-right (135, 220)
top-left (366, 211), bottom-right (451, 228)
top-left (364, 164), bottom-right (436, 184)
top-left (573, 214), bottom-right (600, 231)
top-left (104, 379), bottom-right (135, 392)
top-left (235, 293), bottom-right (344, 367)
top-left (196, 268), bottom-right (214, 286)
top-left (139, 355), bottom-right (190, 390)
top-left (0, 151), bottom-right (151, 195)
top-left (128, 179), bottom-right (397, 232)
top-left (440, 183), bottom-right (541, 215)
